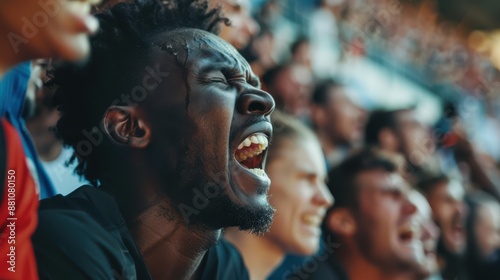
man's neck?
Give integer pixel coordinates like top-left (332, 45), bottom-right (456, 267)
top-left (225, 228), bottom-right (284, 280)
top-left (127, 199), bottom-right (220, 280)
top-left (101, 172), bottom-right (221, 280)
top-left (338, 248), bottom-right (410, 280)
top-left (39, 143), bottom-right (63, 162)
top-left (26, 119), bottom-right (64, 162)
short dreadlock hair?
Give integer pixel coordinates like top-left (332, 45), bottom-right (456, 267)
top-left (49, 0), bottom-right (228, 186)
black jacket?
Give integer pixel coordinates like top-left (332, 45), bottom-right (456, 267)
top-left (33, 186), bottom-right (249, 280)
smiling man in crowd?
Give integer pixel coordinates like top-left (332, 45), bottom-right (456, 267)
top-left (297, 149), bottom-right (423, 280)
top-left (417, 174), bottom-right (468, 280)
top-left (32, 0), bottom-right (275, 279)
top-left (365, 108), bottom-right (434, 174)
top-left (407, 190), bottom-right (441, 280)
top-left (324, 149), bottom-right (419, 280)
top-left (310, 79), bottom-right (366, 169)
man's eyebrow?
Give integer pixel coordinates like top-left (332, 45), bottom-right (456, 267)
top-left (198, 64), bottom-right (260, 87)
top-left (248, 75), bottom-right (260, 87)
top-left (197, 63), bottom-right (235, 75)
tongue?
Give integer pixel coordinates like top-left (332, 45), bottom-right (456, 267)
top-left (241, 154), bottom-right (262, 169)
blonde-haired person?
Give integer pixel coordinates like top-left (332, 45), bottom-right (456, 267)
top-left (225, 111), bottom-right (334, 280)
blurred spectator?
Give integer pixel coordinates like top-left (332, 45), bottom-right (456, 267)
top-left (0, 0), bottom-right (101, 279)
top-left (311, 79), bottom-right (366, 169)
top-left (417, 174), bottom-right (469, 280)
top-left (364, 108), bottom-right (435, 175)
top-left (300, 148), bottom-right (420, 280)
top-left (434, 101), bottom-right (500, 200)
top-left (0, 0), bottom-right (100, 76)
top-left (453, 125), bottom-right (500, 201)
top-left (407, 190), bottom-right (441, 280)
top-left (225, 111), bottom-right (333, 280)
top-left (256, 0), bottom-right (297, 64)
top-left (25, 60), bottom-right (87, 195)
top-left (465, 191), bottom-right (500, 280)
top-left (262, 64), bottom-right (313, 120)
top-left (309, 0), bottom-right (345, 78)
top-left (212, 0), bottom-right (259, 51)
top-left (247, 27), bottom-right (277, 77)
top-left (290, 37), bottom-right (312, 70)
top-left (0, 63), bottom-right (55, 198)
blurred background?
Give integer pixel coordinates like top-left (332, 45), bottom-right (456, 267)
top-left (210, 0), bottom-right (500, 197)
top-left (242, 0), bottom-right (500, 160)
top-left (219, 1), bottom-right (500, 278)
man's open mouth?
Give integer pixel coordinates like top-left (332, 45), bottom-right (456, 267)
top-left (399, 223), bottom-right (420, 242)
top-left (234, 133), bottom-right (269, 177)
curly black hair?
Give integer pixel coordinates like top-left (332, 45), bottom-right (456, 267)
top-left (49, 0), bottom-right (228, 186)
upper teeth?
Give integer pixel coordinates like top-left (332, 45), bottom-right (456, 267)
top-left (400, 223), bottom-right (421, 239)
top-left (302, 215), bottom-right (322, 226)
top-left (235, 133), bottom-right (269, 162)
top-left (237, 134), bottom-right (268, 150)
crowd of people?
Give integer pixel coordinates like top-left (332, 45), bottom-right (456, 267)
top-left (1, 0), bottom-right (499, 280)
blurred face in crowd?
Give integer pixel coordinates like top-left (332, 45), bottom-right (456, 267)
top-left (394, 110), bottom-right (434, 166)
top-left (25, 60), bottom-right (60, 160)
top-left (272, 66), bottom-right (313, 116)
top-left (125, 29), bottom-right (275, 232)
top-left (408, 190), bottom-right (440, 278)
top-left (426, 180), bottom-right (467, 254)
top-left (251, 30), bottom-right (276, 72)
top-left (24, 59), bottom-right (49, 118)
top-left (474, 201), bottom-right (500, 259)
top-left (292, 41), bottom-right (312, 68)
top-left (0, 0), bottom-right (101, 66)
top-left (321, 86), bottom-right (365, 146)
top-left (214, 0), bottom-right (259, 50)
top-left (351, 171), bottom-right (418, 270)
top-left (264, 137), bottom-right (333, 254)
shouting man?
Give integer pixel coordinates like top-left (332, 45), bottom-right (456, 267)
top-left (33, 0), bottom-right (275, 279)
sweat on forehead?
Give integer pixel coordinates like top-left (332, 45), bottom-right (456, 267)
top-left (150, 28), bottom-right (250, 71)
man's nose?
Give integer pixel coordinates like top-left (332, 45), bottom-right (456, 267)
top-left (402, 196), bottom-right (418, 215)
top-left (312, 182), bottom-right (334, 209)
top-left (237, 89), bottom-right (275, 116)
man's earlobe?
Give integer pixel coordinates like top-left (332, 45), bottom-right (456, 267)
top-left (103, 106), bottom-right (151, 148)
top-left (327, 208), bottom-right (356, 237)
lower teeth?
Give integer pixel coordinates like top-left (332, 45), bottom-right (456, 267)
top-left (248, 168), bottom-right (265, 176)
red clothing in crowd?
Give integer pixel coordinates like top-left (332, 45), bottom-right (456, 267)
top-left (0, 118), bottom-right (39, 280)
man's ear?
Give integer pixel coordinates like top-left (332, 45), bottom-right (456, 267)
top-left (379, 128), bottom-right (399, 152)
top-left (326, 208), bottom-right (356, 237)
top-left (103, 106), bottom-right (151, 148)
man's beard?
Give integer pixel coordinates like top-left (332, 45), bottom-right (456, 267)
top-left (160, 155), bottom-right (275, 235)
top-left (196, 192), bottom-right (275, 235)
top-left (355, 223), bottom-right (416, 271)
